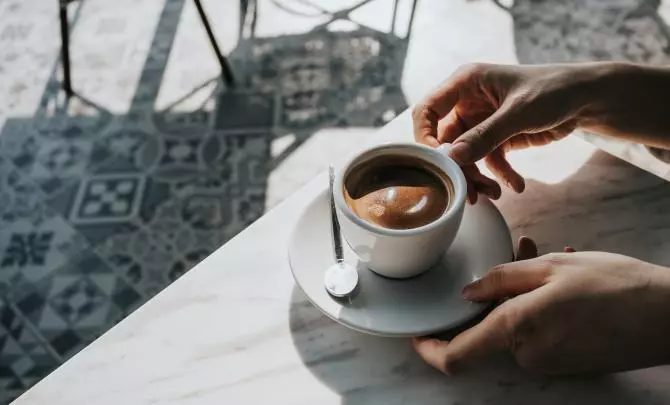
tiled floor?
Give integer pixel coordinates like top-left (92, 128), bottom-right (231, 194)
top-left (1, 0), bottom-right (670, 403)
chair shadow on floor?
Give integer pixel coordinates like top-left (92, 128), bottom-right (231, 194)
top-left (0, 0), bottom-right (418, 402)
top-left (503, 0), bottom-right (670, 65)
top-left (219, 0), bottom-right (419, 170)
top-left (505, 0), bottom-right (670, 162)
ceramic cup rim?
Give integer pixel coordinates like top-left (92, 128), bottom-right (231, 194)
top-left (334, 142), bottom-right (467, 237)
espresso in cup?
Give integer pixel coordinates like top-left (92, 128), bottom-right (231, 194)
top-left (344, 155), bottom-right (454, 230)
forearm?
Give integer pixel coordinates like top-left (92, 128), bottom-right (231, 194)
top-left (575, 62), bottom-right (670, 149)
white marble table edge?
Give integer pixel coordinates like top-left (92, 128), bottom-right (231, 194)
top-left (576, 129), bottom-right (670, 182)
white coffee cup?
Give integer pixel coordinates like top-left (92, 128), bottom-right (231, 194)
top-left (333, 142), bottom-right (467, 279)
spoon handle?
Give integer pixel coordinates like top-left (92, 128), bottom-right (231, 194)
top-left (328, 166), bottom-right (344, 264)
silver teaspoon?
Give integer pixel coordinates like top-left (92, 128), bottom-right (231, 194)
top-left (324, 166), bottom-right (359, 298)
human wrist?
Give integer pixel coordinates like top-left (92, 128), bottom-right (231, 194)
top-left (569, 62), bottom-right (640, 130)
top-left (572, 62), bottom-right (670, 144)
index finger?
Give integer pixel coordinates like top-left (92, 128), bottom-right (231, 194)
top-left (412, 79), bottom-right (462, 147)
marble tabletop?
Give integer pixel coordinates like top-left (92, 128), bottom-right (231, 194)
top-left (13, 110), bottom-right (670, 405)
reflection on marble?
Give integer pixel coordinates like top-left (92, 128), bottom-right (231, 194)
top-left (14, 110), bottom-right (670, 405)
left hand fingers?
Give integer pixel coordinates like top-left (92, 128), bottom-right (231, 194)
top-left (437, 109), bottom-right (466, 144)
top-left (462, 164), bottom-right (501, 203)
top-left (436, 109), bottom-right (501, 203)
top-left (412, 78), bottom-right (462, 147)
top-left (484, 148), bottom-right (525, 193)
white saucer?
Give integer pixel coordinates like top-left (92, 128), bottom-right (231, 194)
top-left (288, 187), bottom-right (513, 337)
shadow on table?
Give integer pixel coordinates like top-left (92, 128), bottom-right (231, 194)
top-left (500, 151), bottom-right (670, 267)
top-left (288, 150), bottom-right (670, 404)
top-left (288, 288), bottom-right (662, 405)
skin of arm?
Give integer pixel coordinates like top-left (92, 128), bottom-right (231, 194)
top-left (578, 62), bottom-right (670, 149)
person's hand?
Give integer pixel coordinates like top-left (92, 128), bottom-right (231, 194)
top-left (413, 63), bottom-right (596, 200)
top-left (413, 248), bottom-right (670, 375)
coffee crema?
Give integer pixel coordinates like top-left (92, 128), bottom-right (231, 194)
top-left (344, 155), bottom-right (453, 230)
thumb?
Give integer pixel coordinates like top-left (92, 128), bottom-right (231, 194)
top-left (448, 106), bottom-right (516, 165)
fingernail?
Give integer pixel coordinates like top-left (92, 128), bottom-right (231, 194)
top-left (489, 184), bottom-right (502, 200)
top-left (461, 280), bottom-right (480, 300)
top-left (449, 142), bottom-right (472, 165)
top-left (516, 177), bottom-right (526, 193)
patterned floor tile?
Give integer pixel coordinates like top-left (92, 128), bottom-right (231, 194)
top-left (0, 117), bottom-right (114, 197)
top-left (69, 173), bottom-right (147, 225)
top-left (45, 180), bottom-right (141, 247)
top-left (227, 26), bottom-right (409, 135)
top-left (0, 215), bottom-right (89, 296)
top-left (0, 157), bottom-right (49, 225)
top-left (91, 125), bottom-right (157, 171)
top-left (93, 225), bottom-right (178, 298)
top-left (136, 130), bottom-right (270, 230)
top-left (0, 119), bottom-right (42, 163)
top-left (0, 156), bottom-right (89, 295)
top-left (43, 151), bottom-right (150, 246)
top-left (0, 299), bottom-right (57, 405)
top-left (9, 250), bottom-right (143, 357)
top-left (152, 110), bottom-right (212, 136)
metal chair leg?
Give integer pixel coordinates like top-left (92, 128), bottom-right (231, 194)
top-left (240, 0), bottom-right (248, 38)
top-left (193, 0), bottom-right (235, 88)
top-left (249, 0), bottom-right (257, 39)
top-left (59, 0), bottom-right (73, 96)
